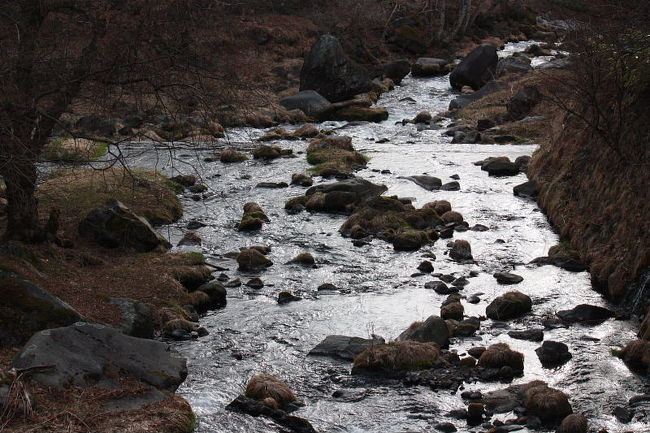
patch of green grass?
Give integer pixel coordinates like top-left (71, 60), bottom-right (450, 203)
top-left (41, 138), bottom-right (110, 163)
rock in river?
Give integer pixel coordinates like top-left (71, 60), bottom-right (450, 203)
top-left (450, 44), bottom-right (498, 91)
top-left (556, 304), bottom-right (614, 324)
top-left (486, 291), bottom-right (532, 320)
top-left (535, 341), bottom-right (572, 368)
top-left (309, 335), bottom-right (386, 360)
top-left (397, 315), bottom-right (450, 348)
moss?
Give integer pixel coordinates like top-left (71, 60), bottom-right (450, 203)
top-left (38, 168), bottom-right (183, 227)
top-left (185, 252), bottom-right (206, 265)
top-left (41, 138), bottom-right (109, 163)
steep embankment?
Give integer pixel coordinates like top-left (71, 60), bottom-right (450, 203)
top-left (529, 114), bottom-right (649, 305)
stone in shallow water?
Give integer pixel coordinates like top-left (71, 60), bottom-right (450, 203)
top-left (535, 341), bottom-right (572, 368)
top-left (556, 304), bottom-right (614, 324)
top-left (508, 329), bottom-right (544, 342)
top-left (493, 272), bottom-right (524, 285)
top-left (308, 335), bottom-right (385, 360)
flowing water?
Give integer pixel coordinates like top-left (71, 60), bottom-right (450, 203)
top-left (120, 43), bottom-right (649, 433)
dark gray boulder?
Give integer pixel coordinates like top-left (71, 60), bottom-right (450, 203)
top-left (493, 272), bottom-right (524, 285)
top-left (227, 395), bottom-right (316, 433)
top-left (383, 60), bottom-right (411, 84)
top-left (450, 45), bottom-right (498, 90)
top-left (0, 270), bottom-right (83, 347)
top-left (75, 114), bottom-right (116, 137)
top-left (309, 335), bottom-right (385, 360)
top-left (449, 81), bottom-right (505, 110)
top-left (556, 304), bottom-right (614, 324)
top-left (486, 291), bottom-right (532, 320)
top-left (483, 159), bottom-right (520, 177)
top-left (449, 240), bottom-right (473, 262)
top-left (397, 315), bottom-right (450, 348)
top-left (300, 35), bottom-right (372, 103)
top-left (403, 175), bottom-right (442, 191)
top-left (78, 199), bottom-right (172, 252)
top-left (497, 56), bottom-right (532, 77)
top-left (535, 341), bottom-right (572, 368)
top-left (425, 281), bottom-right (458, 295)
top-left (508, 329), bottom-right (544, 342)
top-left (109, 298), bottom-right (154, 339)
top-left (513, 180), bottom-right (539, 198)
top-left (197, 281), bottom-right (227, 309)
top-left (279, 90), bottom-right (332, 119)
top-left (12, 323), bottom-right (187, 391)
top-left (507, 86), bottom-right (541, 121)
top-left (306, 178), bottom-right (387, 212)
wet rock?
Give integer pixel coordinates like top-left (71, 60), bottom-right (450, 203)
top-left (556, 304), bottom-right (614, 324)
top-left (441, 211), bottom-right (464, 224)
top-left (513, 180), bottom-right (539, 198)
top-left (414, 110), bottom-right (433, 124)
top-left (404, 175), bottom-right (441, 191)
top-left (383, 60), bottom-right (411, 84)
top-left (452, 130), bottom-right (481, 144)
top-left (317, 283), bottom-right (338, 291)
top-left (0, 270), bottom-right (83, 346)
top-left (515, 155), bottom-right (532, 172)
top-left (331, 388), bottom-right (368, 402)
top-left (197, 281), bottom-right (227, 308)
top-left (392, 231), bottom-right (427, 251)
top-left (449, 81), bottom-right (505, 110)
top-left (467, 402), bottom-right (485, 423)
top-left (556, 414), bottom-right (588, 433)
top-left (471, 224), bottom-right (489, 231)
top-left (450, 45), bottom-right (498, 91)
top-left (305, 178), bottom-right (387, 213)
top-left (440, 181), bottom-right (460, 192)
top-left (245, 277), bottom-right (264, 289)
top-left (225, 278), bottom-right (242, 288)
top-left (332, 106), bottom-right (389, 122)
top-left (280, 90), bottom-right (332, 119)
top-left (309, 335), bottom-right (385, 360)
top-left (478, 343), bottom-right (524, 372)
top-left (526, 44), bottom-right (552, 57)
top-left (237, 249), bottom-right (273, 271)
top-left (397, 315), bottom-right (450, 348)
top-left (613, 406), bottom-right (633, 423)
top-left (455, 318), bottom-right (480, 337)
top-left (226, 395), bottom-right (316, 433)
top-left (256, 182), bottom-right (289, 189)
top-left (79, 199), bottom-right (172, 252)
top-left (352, 341), bottom-right (442, 373)
top-left (13, 323), bottom-right (187, 391)
top-left (468, 347), bottom-right (486, 359)
top-left (163, 318), bottom-right (205, 340)
top-left (186, 220), bottom-right (206, 230)
top-left (452, 276), bottom-right (469, 287)
top-left (171, 174), bottom-right (197, 187)
top-left (278, 291), bottom-right (301, 304)
top-left (425, 200), bottom-right (451, 215)
top-left (508, 86), bottom-right (541, 121)
top-left (535, 341), bottom-right (572, 368)
top-left (300, 35), bottom-right (372, 103)
top-left (417, 260), bottom-right (434, 273)
top-left (188, 184), bottom-right (208, 194)
top-left (291, 173), bottom-right (314, 187)
top-left (483, 158), bottom-right (520, 177)
top-left (425, 281), bottom-right (458, 295)
top-left (449, 240), bottom-right (473, 262)
top-left (486, 291), bottom-right (532, 320)
top-left (178, 232), bottom-right (201, 247)
top-left (508, 329), bottom-right (544, 342)
top-left (252, 145), bottom-right (283, 160)
top-left (435, 422), bottom-right (457, 432)
top-left (412, 58), bottom-right (450, 77)
top-left (494, 272), bottom-right (524, 285)
top-left (109, 298), bottom-right (154, 339)
top-left (289, 252), bottom-right (315, 266)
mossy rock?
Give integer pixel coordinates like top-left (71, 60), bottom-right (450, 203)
top-left (0, 270), bottom-right (83, 347)
top-left (485, 291), bottom-right (532, 320)
top-left (220, 148), bottom-right (248, 163)
top-left (353, 341), bottom-right (442, 373)
top-left (252, 145), bottom-right (282, 160)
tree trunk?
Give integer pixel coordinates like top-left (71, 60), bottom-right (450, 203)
top-left (1, 141), bottom-right (40, 241)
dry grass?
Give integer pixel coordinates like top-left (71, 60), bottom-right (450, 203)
top-left (244, 374), bottom-right (296, 408)
top-left (353, 341), bottom-right (441, 372)
top-left (38, 168), bottom-right (182, 232)
top-left (620, 339), bottom-right (650, 371)
top-left (41, 138), bottom-right (109, 163)
top-left (1, 377), bottom-right (195, 433)
top-left (478, 343), bottom-right (524, 370)
top-left (524, 383), bottom-right (572, 423)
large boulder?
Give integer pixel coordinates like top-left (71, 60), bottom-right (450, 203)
top-left (556, 304), bottom-right (614, 324)
top-left (305, 178), bottom-right (387, 213)
top-left (450, 44), bottom-right (498, 91)
top-left (309, 335), bottom-right (385, 360)
top-left (507, 86), bottom-right (541, 121)
top-left (0, 271), bottom-right (83, 347)
top-left (383, 60), bottom-right (411, 85)
top-left (497, 56), bottom-right (532, 77)
top-left (78, 199), bottom-right (172, 252)
top-left (109, 298), bottom-right (154, 339)
top-left (12, 323), bottom-right (187, 391)
top-left (397, 315), bottom-right (450, 348)
top-left (279, 90), bottom-right (332, 119)
top-left (300, 35), bottom-right (372, 103)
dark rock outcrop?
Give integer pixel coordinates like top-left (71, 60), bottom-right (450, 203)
top-left (279, 90), bottom-right (332, 119)
top-left (486, 291), bottom-right (532, 320)
top-left (450, 45), bottom-right (498, 91)
top-left (449, 80), bottom-right (505, 110)
top-left (508, 86), bottom-right (541, 121)
top-left (13, 323), bottom-right (187, 391)
top-left (109, 298), bottom-right (154, 339)
top-left (300, 35), bottom-right (372, 103)
top-left (383, 60), bottom-right (411, 84)
top-left (397, 315), bottom-right (450, 348)
top-left (411, 58), bottom-right (450, 77)
top-left (78, 199), bottom-right (172, 252)
top-left (556, 304), bottom-right (614, 324)
top-left (309, 335), bottom-right (386, 360)
top-left (536, 341), bottom-right (572, 368)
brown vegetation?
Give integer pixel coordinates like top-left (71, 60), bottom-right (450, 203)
top-left (353, 341), bottom-right (442, 372)
top-left (478, 343), bottom-right (524, 370)
top-left (245, 374), bottom-right (296, 409)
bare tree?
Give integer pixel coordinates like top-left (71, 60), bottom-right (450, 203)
top-left (0, 0), bottom-right (226, 241)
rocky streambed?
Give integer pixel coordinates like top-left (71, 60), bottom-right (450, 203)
top-left (120, 43), bottom-right (649, 433)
